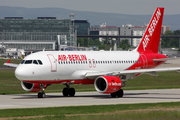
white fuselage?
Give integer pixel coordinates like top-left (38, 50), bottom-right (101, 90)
top-left (15, 51), bottom-right (140, 82)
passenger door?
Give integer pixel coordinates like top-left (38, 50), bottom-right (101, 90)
top-left (47, 54), bottom-right (57, 72)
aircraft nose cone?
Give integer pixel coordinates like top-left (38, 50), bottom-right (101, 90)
top-left (15, 66), bottom-right (27, 80)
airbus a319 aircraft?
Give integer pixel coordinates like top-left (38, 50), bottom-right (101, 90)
top-left (4, 7), bottom-right (180, 98)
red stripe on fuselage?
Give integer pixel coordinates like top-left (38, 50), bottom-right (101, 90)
top-left (23, 79), bottom-right (95, 84)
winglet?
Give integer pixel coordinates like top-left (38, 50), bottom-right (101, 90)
top-left (137, 7), bottom-right (164, 53)
top-left (4, 60), bottom-right (19, 68)
top-left (6, 60), bottom-right (11, 63)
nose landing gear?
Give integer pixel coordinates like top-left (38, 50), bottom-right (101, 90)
top-left (38, 91), bottom-right (46, 98)
top-left (37, 84), bottom-right (47, 98)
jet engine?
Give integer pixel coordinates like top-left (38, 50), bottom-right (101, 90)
top-left (21, 81), bottom-right (41, 92)
top-left (94, 76), bottom-right (122, 94)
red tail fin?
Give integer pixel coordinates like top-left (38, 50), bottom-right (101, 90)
top-left (137, 7), bottom-right (164, 53)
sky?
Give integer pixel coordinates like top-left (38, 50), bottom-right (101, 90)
top-left (0, 0), bottom-right (180, 15)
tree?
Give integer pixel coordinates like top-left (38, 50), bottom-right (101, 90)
top-left (122, 44), bottom-right (127, 50)
top-left (94, 39), bottom-right (101, 46)
top-left (161, 30), bottom-right (180, 48)
top-left (119, 39), bottom-right (131, 50)
top-left (77, 38), bottom-right (84, 47)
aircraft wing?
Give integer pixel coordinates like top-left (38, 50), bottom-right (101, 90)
top-left (3, 60), bottom-right (19, 68)
top-left (85, 67), bottom-right (180, 78)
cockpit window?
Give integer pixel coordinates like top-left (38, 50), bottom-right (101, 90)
top-left (25, 60), bottom-right (32, 64)
top-left (38, 60), bottom-right (43, 65)
top-left (33, 60), bottom-right (38, 65)
top-left (20, 60), bottom-right (25, 64)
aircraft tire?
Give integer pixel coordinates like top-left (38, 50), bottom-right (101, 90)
top-left (38, 92), bottom-right (46, 98)
top-left (68, 88), bottom-right (75, 96)
top-left (63, 88), bottom-right (69, 97)
top-left (42, 92), bottom-right (46, 98)
top-left (110, 92), bottom-right (117, 98)
top-left (38, 92), bottom-right (42, 98)
top-left (116, 89), bottom-right (123, 97)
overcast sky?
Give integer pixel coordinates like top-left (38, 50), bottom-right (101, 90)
top-left (0, 0), bottom-right (180, 15)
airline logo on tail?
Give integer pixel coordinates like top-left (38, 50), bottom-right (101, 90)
top-left (137, 7), bottom-right (164, 53)
top-left (143, 8), bottom-right (161, 51)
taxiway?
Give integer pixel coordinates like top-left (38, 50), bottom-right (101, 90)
top-left (0, 89), bottom-right (180, 109)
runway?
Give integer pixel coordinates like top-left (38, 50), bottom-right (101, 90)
top-left (1, 89), bottom-right (180, 109)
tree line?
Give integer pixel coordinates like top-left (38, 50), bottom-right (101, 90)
top-left (161, 30), bottom-right (180, 48)
top-left (77, 38), bottom-right (131, 50)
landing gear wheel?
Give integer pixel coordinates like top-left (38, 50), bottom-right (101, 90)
top-left (116, 89), bottom-right (124, 97)
top-left (68, 88), bottom-right (75, 96)
top-left (38, 92), bottom-right (46, 98)
top-left (110, 89), bottom-right (124, 98)
top-left (62, 87), bottom-right (76, 97)
top-left (63, 88), bottom-right (69, 97)
top-left (110, 92), bottom-right (117, 98)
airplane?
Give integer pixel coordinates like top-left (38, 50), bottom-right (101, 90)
top-left (4, 7), bottom-right (180, 98)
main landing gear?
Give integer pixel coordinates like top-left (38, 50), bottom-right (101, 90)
top-left (62, 84), bottom-right (75, 97)
top-left (110, 89), bottom-right (124, 98)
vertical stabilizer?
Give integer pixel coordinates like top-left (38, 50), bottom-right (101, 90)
top-left (137, 7), bottom-right (164, 53)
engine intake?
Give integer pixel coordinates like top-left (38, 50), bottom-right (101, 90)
top-left (94, 76), bottom-right (122, 94)
top-left (21, 81), bottom-right (41, 92)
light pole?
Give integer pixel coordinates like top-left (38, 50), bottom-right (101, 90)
top-left (69, 13), bottom-right (75, 47)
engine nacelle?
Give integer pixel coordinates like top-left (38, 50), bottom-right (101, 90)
top-left (94, 76), bottom-right (122, 94)
top-left (21, 81), bottom-right (41, 92)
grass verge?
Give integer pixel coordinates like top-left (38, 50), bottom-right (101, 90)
top-left (0, 102), bottom-right (180, 119)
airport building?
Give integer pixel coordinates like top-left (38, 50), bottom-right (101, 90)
top-left (74, 20), bottom-right (90, 35)
top-left (88, 25), bottom-right (100, 40)
top-left (88, 23), bottom-right (146, 47)
top-left (89, 23), bottom-right (170, 47)
top-left (120, 24), bottom-right (147, 47)
top-left (0, 17), bottom-right (75, 51)
top-left (162, 25), bottom-right (170, 34)
top-left (99, 23), bottom-right (119, 42)
top-left (88, 23), bottom-right (119, 41)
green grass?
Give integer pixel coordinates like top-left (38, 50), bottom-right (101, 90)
top-left (0, 102), bottom-right (180, 119)
top-left (124, 71), bottom-right (180, 90)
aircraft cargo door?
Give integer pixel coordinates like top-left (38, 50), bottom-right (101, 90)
top-left (47, 54), bottom-right (57, 72)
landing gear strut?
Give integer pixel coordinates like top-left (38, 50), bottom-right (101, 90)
top-left (62, 84), bottom-right (75, 97)
top-left (110, 89), bottom-right (124, 98)
top-left (38, 84), bottom-right (46, 98)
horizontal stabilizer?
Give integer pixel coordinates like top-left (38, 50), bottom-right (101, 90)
top-left (153, 57), bottom-right (180, 61)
